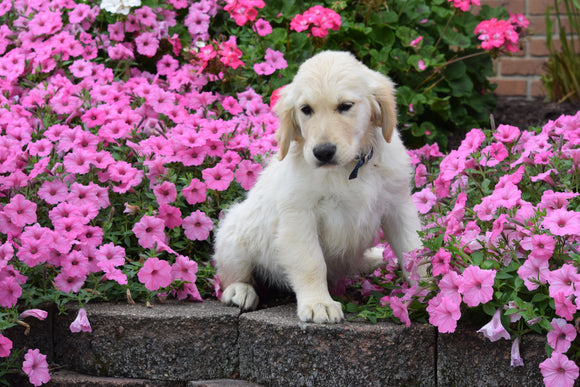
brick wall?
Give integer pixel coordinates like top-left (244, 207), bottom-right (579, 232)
top-left (479, 0), bottom-right (569, 99)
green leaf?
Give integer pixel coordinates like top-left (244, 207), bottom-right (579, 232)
top-left (482, 302), bottom-right (497, 316)
top-left (442, 29), bottom-right (471, 48)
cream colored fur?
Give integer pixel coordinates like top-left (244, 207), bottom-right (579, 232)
top-left (213, 51), bottom-right (422, 323)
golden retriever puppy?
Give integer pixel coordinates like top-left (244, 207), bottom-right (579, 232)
top-left (213, 51), bottom-right (423, 323)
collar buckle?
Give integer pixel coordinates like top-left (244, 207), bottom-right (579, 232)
top-left (348, 147), bottom-right (374, 180)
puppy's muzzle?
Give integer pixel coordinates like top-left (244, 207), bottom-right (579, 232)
top-left (312, 143), bottom-right (337, 165)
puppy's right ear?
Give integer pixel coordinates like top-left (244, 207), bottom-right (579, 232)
top-left (273, 86), bottom-right (301, 160)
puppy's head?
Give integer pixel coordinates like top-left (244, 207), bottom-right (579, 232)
top-left (274, 51), bottom-right (397, 167)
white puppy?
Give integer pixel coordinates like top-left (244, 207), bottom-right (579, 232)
top-left (213, 51), bottom-right (422, 323)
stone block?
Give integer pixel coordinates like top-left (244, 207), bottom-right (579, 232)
top-left (47, 370), bottom-right (182, 386)
top-left (188, 380), bottom-right (263, 387)
top-left (437, 323), bottom-right (546, 386)
top-left (238, 304), bottom-right (436, 387)
top-left (53, 301), bottom-right (240, 381)
top-left (4, 303), bottom-right (56, 363)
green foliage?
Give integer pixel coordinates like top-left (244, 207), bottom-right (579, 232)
top-left (542, 0), bottom-right (580, 102)
top-left (200, 0), bottom-right (520, 149)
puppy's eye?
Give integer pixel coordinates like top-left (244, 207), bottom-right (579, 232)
top-left (300, 105), bottom-right (313, 116)
top-left (337, 102), bottom-right (354, 113)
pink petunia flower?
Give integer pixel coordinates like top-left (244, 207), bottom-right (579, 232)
top-left (540, 352), bottom-right (579, 387)
top-left (175, 282), bottom-right (203, 302)
top-left (388, 296), bottom-right (411, 327)
top-left (0, 277), bottom-right (22, 307)
top-left (153, 181), bottom-right (177, 205)
top-left (438, 271), bottom-right (464, 302)
top-left (202, 163), bottom-right (234, 191)
top-left (97, 259), bottom-right (128, 285)
top-left (53, 272), bottom-right (86, 294)
top-left (520, 234), bottom-right (555, 260)
top-left (3, 194), bottom-right (36, 228)
top-left (158, 204), bottom-right (183, 229)
top-left (171, 255), bottom-right (198, 283)
top-left (547, 318), bottom-right (577, 353)
top-left (253, 18), bottom-right (272, 36)
top-left (182, 210), bottom-right (213, 241)
top-left (37, 180), bottom-right (68, 205)
top-left (135, 32), bottom-right (160, 57)
top-left (553, 292), bottom-right (577, 321)
top-left (511, 337), bottom-right (524, 367)
top-left (412, 187), bottom-right (437, 214)
top-left (493, 124), bottom-right (520, 143)
top-left (517, 256), bottom-right (549, 291)
top-left (70, 308), bottom-right (92, 333)
top-left (477, 308), bottom-right (510, 342)
top-left (235, 160), bottom-right (262, 190)
top-left (182, 178), bottom-right (207, 205)
top-left (547, 264), bottom-right (580, 298)
top-left (132, 215), bottom-right (166, 250)
top-left (137, 257), bottom-right (173, 291)
top-left (427, 294), bottom-right (461, 333)
top-left (0, 334), bottom-right (12, 357)
top-left (19, 309), bottom-right (48, 321)
top-left (22, 349), bottom-right (51, 386)
top-left (459, 265), bottom-right (495, 307)
top-left (431, 248), bottom-right (452, 276)
top-left (264, 48), bottom-right (287, 70)
top-left (253, 62), bottom-right (274, 76)
top-left (541, 208), bottom-right (580, 236)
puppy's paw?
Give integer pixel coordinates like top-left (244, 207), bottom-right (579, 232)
top-left (298, 299), bottom-right (344, 324)
top-left (221, 282), bottom-right (259, 310)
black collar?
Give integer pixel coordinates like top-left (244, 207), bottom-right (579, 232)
top-left (348, 147), bottom-right (374, 180)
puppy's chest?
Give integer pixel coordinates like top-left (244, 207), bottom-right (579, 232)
top-left (315, 190), bottom-right (382, 245)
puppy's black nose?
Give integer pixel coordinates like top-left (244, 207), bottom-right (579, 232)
top-left (313, 143), bottom-right (337, 164)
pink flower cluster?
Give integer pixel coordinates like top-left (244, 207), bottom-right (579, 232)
top-left (196, 36), bottom-right (246, 71)
top-left (223, 0), bottom-right (265, 26)
top-left (447, 0), bottom-right (480, 12)
top-left (0, 1), bottom-right (279, 383)
top-left (290, 5), bottom-right (341, 38)
top-left (364, 112), bottom-right (580, 387)
top-left (474, 16), bottom-right (527, 52)
top-left (253, 48), bottom-right (288, 76)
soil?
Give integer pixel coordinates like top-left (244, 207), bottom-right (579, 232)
top-left (447, 95), bottom-right (580, 150)
top-left (493, 95), bottom-right (580, 129)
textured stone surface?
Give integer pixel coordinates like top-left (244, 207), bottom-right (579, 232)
top-left (53, 301), bottom-right (240, 381)
top-left (188, 380), bottom-right (263, 387)
top-left (437, 323), bottom-right (546, 386)
top-left (238, 304), bottom-right (436, 387)
top-left (5, 303), bottom-right (56, 363)
top-left (46, 370), bottom-right (261, 387)
top-left (47, 370), bottom-right (183, 386)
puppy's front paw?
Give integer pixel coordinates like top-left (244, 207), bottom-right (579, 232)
top-left (298, 299), bottom-right (344, 324)
top-left (221, 282), bottom-right (259, 310)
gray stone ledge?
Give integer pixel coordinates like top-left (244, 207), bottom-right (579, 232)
top-left (5, 300), bottom-right (549, 386)
top-left (238, 304), bottom-right (436, 387)
top-left (437, 323), bottom-right (545, 386)
top-left (53, 301), bottom-right (240, 381)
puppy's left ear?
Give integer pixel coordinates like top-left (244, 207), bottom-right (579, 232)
top-left (273, 85), bottom-right (302, 160)
top-left (370, 72), bottom-right (398, 143)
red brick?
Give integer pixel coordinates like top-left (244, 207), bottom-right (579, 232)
top-left (529, 0), bottom-right (552, 15)
top-left (499, 57), bottom-right (547, 76)
top-left (529, 0), bottom-right (569, 15)
top-left (531, 79), bottom-right (548, 97)
top-left (491, 78), bottom-right (527, 95)
top-left (529, 16), bottom-right (549, 34)
top-left (476, 0), bottom-right (525, 14)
